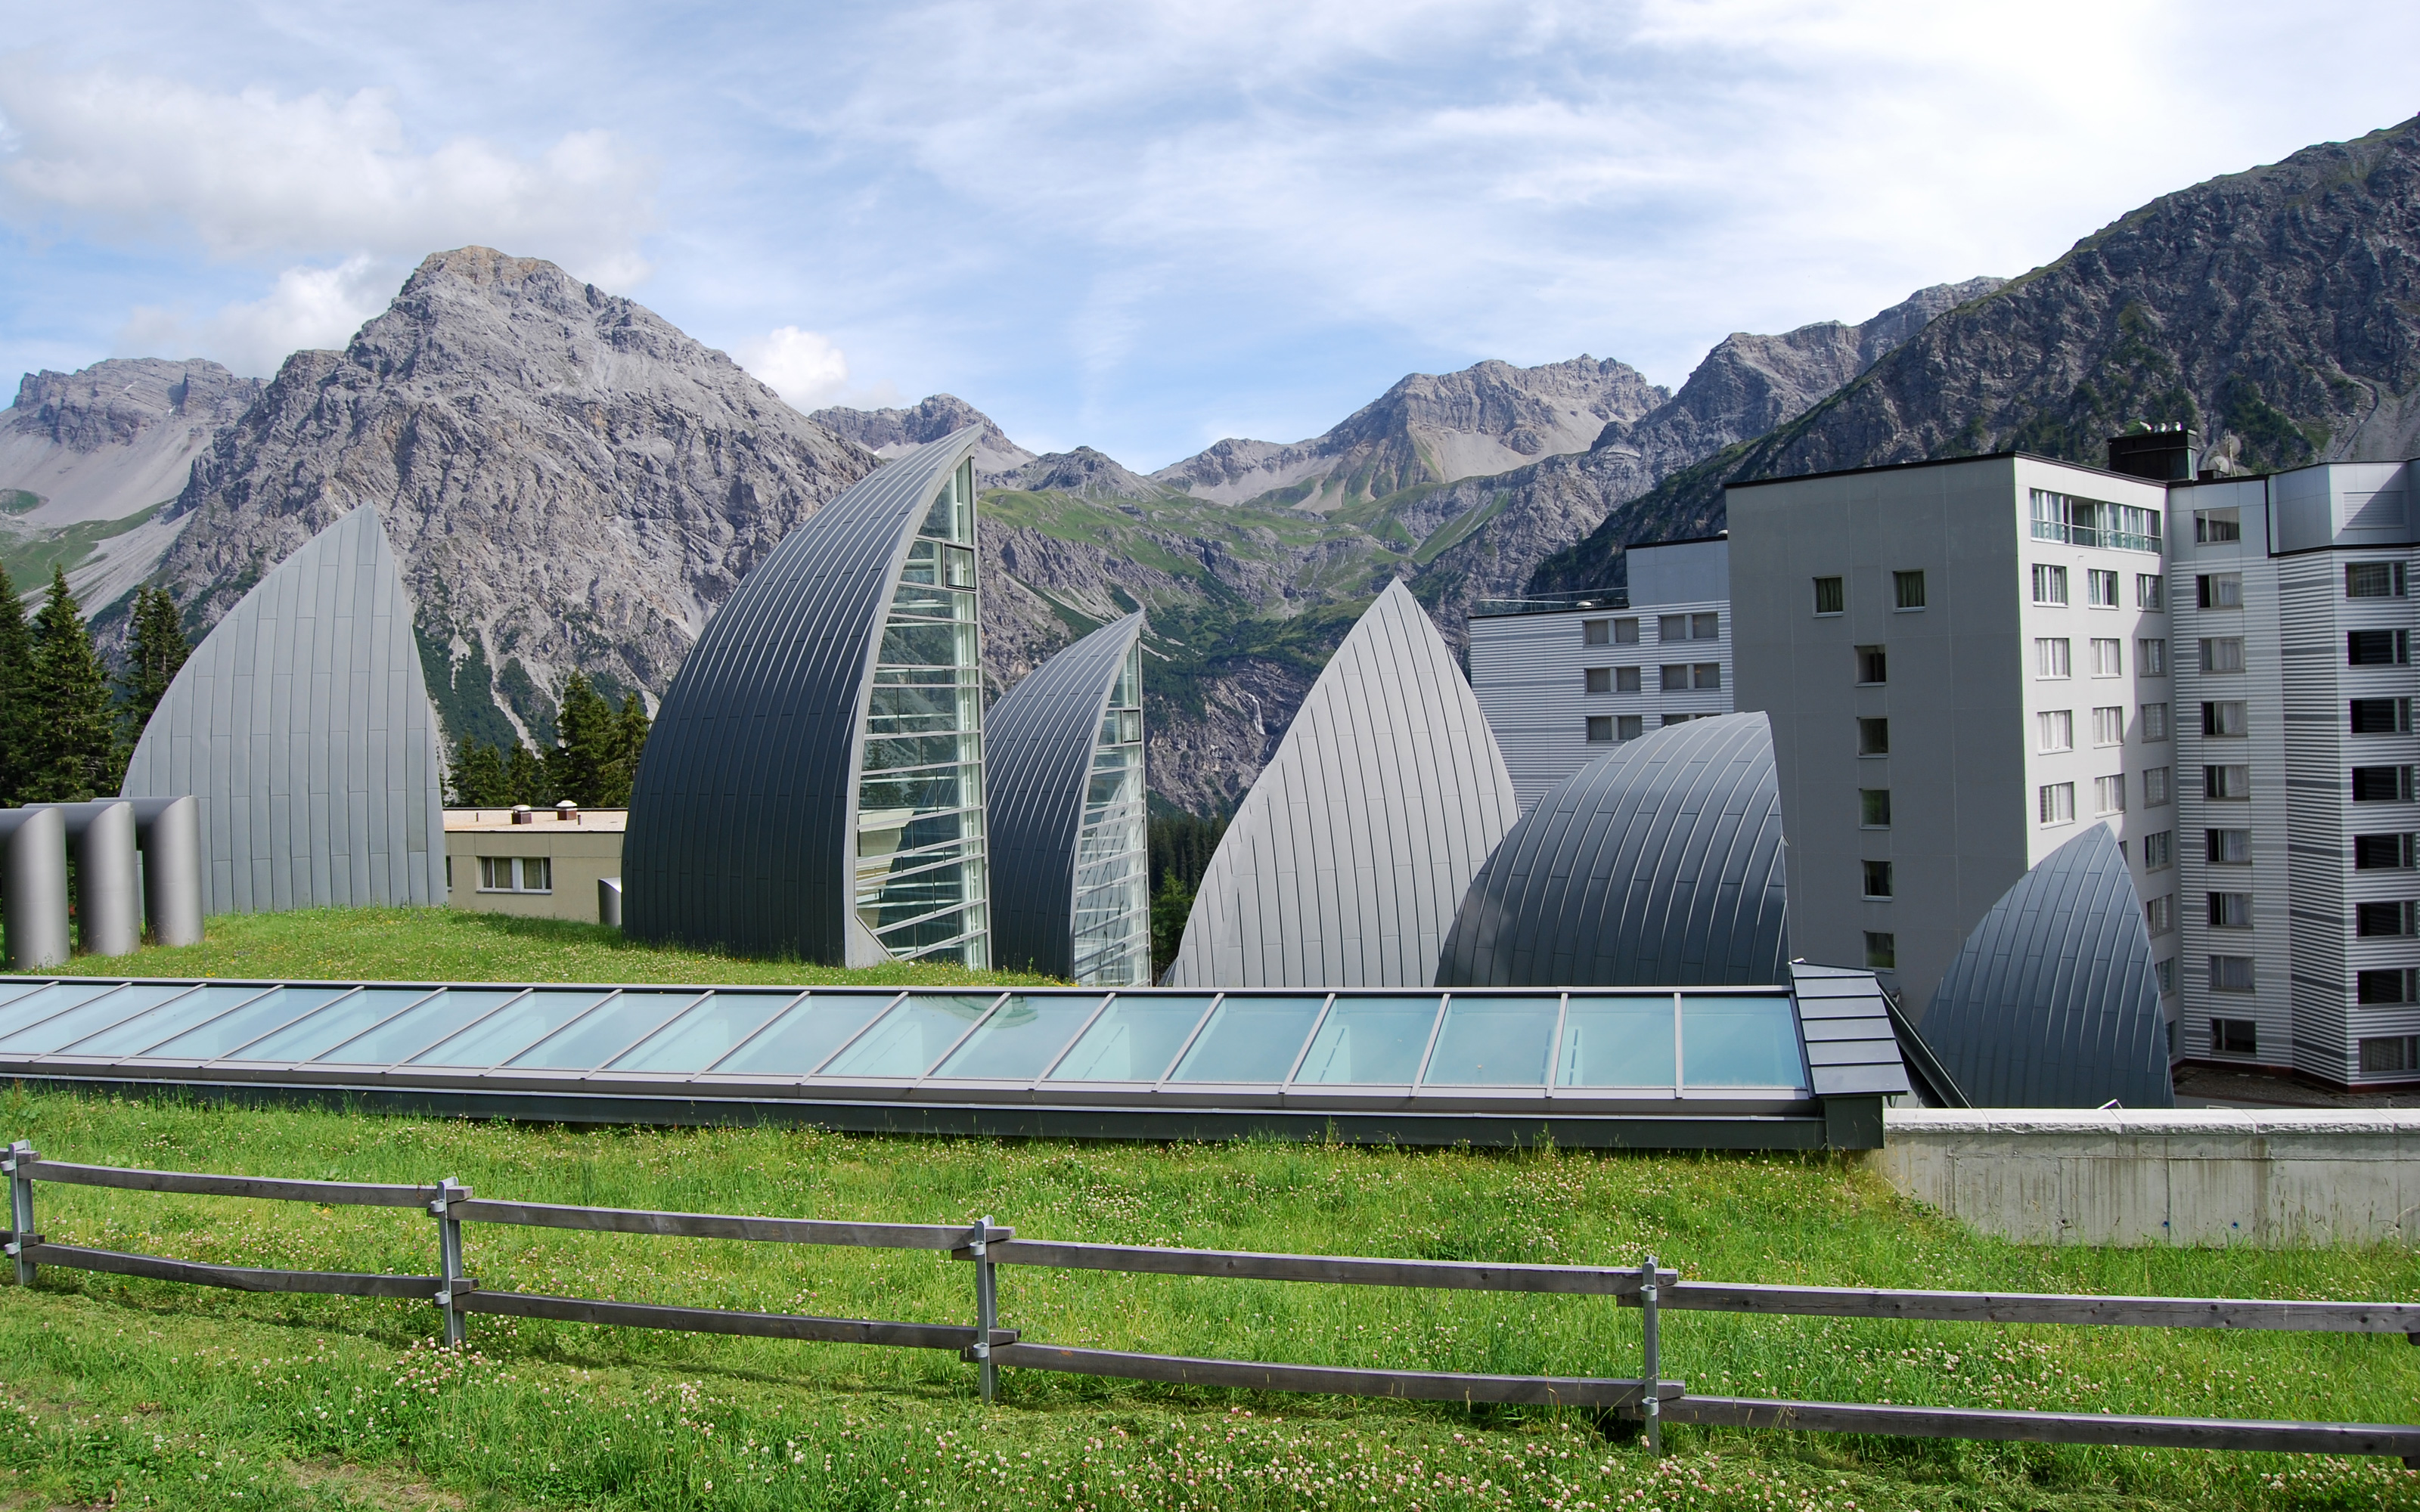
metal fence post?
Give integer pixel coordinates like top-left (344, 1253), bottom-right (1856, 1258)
top-left (431, 1177), bottom-right (470, 1347)
top-left (5, 1142), bottom-right (35, 1286)
top-left (1639, 1253), bottom-right (1662, 1454)
top-left (970, 1215), bottom-right (999, 1405)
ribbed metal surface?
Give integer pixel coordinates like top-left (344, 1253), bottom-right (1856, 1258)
top-left (1787, 962), bottom-right (1916, 1099)
top-left (622, 428), bottom-right (983, 962)
top-left (1435, 711), bottom-right (1790, 987)
top-left (1165, 581), bottom-right (1518, 988)
top-left (1919, 824), bottom-right (2176, 1108)
top-left (120, 507), bottom-right (445, 914)
top-left (986, 614), bottom-right (1145, 979)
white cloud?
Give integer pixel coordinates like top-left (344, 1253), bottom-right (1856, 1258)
top-left (114, 256), bottom-right (393, 376)
top-left (0, 69), bottom-right (654, 285)
top-left (734, 326), bottom-right (851, 410)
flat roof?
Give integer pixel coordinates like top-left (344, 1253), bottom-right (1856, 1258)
top-left (1723, 450), bottom-right (2167, 493)
top-left (445, 807), bottom-right (628, 832)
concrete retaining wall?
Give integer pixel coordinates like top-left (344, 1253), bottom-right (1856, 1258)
top-left (1874, 1108), bottom-right (2420, 1247)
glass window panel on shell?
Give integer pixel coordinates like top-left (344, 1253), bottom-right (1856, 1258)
top-left (1423, 996), bottom-right (1559, 1085)
top-left (1557, 996), bottom-right (1677, 1088)
top-left (609, 992), bottom-right (799, 1074)
top-left (0, 983), bottom-right (198, 1055)
top-left (510, 991), bottom-right (708, 1070)
top-left (1292, 996), bottom-right (1440, 1084)
top-left (1170, 995), bottom-right (1327, 1083)
top-left (934, 995), bottom-right (1104, 1080)
top-left (304, 990), bottom-right (525, 1065)
top-left (820, 993), bottom-right (1001, 1077)
top-left (709, 994), bottom-right (895, 1077)
top-left (1046, 994), bottom-right (1216, 1082)
top-left (135, 987), bottom-right (360, 1060)
top-left (410, 990), bottom-right (613, 1067)
top-left (225, 988), bottom-right (448, 1062)
top-left (67, 985), bottom-right (342, 1059)
top-left (1680, 996), bottom-right (1807, 1088)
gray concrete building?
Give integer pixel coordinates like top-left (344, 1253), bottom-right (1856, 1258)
top-left (1728, 454), bottom-right (2174, 1021)
top-left (1469, 536), bottom-right (1733, 810)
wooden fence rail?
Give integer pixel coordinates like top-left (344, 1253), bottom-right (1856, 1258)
top-left (7, 1139), bottom-right (2415, 1464)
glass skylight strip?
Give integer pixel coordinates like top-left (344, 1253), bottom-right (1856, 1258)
top-left (135, 984), bottom-right (341, 1058)
top-left (791, 990), bottom-right (911, 1076)
top-left (608, 989), bottom-right (802, 1074)
top-left (0, 981), bottom-right (138, 1046)
top-left (12, 982), bottom-right (210, 1058)
top-left (219, 986), bottom-right (446, 1063)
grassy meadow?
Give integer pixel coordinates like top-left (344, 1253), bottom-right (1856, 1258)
top-left (1, 1089), bottom-right (2417, 1510)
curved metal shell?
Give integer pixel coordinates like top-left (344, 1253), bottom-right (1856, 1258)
top-left (1435, 711), bottom-right (1790, 988)
top-left (1165, 580), bottom-right (1517, 988)
top-left (986, 613), bottom-right (1147, 981)
top-left (120, 506), bottom-right (446, 914)
top-left (622, 427), bottom-right (985, 963)
top-left (1919, 823), bottom-right (2174, 1108)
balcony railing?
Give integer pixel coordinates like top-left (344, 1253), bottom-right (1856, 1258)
top-left (2030, 520), bottom-right (2162, 554)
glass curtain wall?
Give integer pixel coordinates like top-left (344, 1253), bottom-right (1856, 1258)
top-left (857, 459), bottom-right (989, 966)
top-left (1069, 643), bottom-right (1150, 985)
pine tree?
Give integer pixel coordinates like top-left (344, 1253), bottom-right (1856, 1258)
top-left (23, 565), bottom-right (119, 801)
top-left (548, 672), bottom-right (617, 807)
top-left (0, 563), bottom-right (33, 806)
top-left (447, 737), bottom-right (513, 807)
top-left (504, 742), bottom-right (554, 807)
top-left (602, 691), bottom-right (651, 806)
top-left (119, 584), bottom-right (191, 748)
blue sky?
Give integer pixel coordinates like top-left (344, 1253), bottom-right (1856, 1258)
top-left (2, 1), bottom-right (2415, 471)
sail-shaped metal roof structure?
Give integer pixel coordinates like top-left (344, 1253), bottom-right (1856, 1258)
top-left (119, 507), bottom-right (446, 914)
top-left (1435, 711), bottom-right (1790, 988)
top-left (1918, 824), bottom-right (2174, 1108)
top-left (623, 429), bottom-right (991, 967)
top-left (1165, 580), bottom-right (1517, 989)
top-left (986, 613), bottom-right (1150, 984)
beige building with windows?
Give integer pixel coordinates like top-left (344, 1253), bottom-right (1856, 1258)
top-left (444, 807), bottom-right (626, 923)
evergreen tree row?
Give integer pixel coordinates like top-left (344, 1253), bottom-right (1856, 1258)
top-left (446, 672), bottom-right (651, 809)
top-left (0, 565), bottom-right (189, 808)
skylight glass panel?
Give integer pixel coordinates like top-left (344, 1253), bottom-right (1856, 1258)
top-left (223, 988), bottom-right (446, 1062)
top-left (509, 991), bottom-right (705, 1070)
top-left (0, 983), bottom-right (193, 1055)
top-left (709, 993), bottom-right (898, 1077)
top-left (1558, 996), bottom-right (1677, 1088)
top-left (1290, 996), bottom-right (1439, 1085)
top-left (1680, 996), bottom-right (1807, 1088)
top-left (608, 992), bottom-right (799, 1074)
top-left (1045, 994), bottom-right (1215, 1082)
top-left (306, 990), bottom-right (523, 1065)
top-left (1170, 995), bottom-right (1327, 1083)
top-left (69, 984), bottom-right (314, 1058)
top-left (141, 987), bottom-right (361, 1061)
top-left (1423, 995), bottom-right (1559, 1085)
top-left (409, 990), bottom-right (613, 1067)
top-left (933, 994), bottom-right (1103, 1080)
top-left (0, 978), bottom-right (64, 1011)
top-left (0, 982), bottom-right (137, 1041)
top-left (820, 993), bottom-right (1001, 1077)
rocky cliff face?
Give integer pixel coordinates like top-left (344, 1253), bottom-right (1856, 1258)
top-left (152, 247), bottom-right (873, 749)
top-left (811, 394), bottom-right (1037, 479)
top-left (1533, 118), bottom-right (2420, 594)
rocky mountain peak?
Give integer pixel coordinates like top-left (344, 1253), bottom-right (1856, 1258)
top-left (8, 358), bottom-right (262, 454)
top-left (811, 394), bottom-right (1037, 479)
top-left (1001, 447), bottom-right (1164, 500)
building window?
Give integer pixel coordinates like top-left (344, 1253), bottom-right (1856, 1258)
top-left (2205, 828), bottom-right (2251, 865)
top-left (2207, 891), bottom-right (2254, 929)
top-left (2143, 766), bottom-right (2173, 807)
top-left (1582, 618), bottom-right (1609, 646)
top-left (2092, 706), bottom-right (2125, 746)
top-left (1660, 713), bottom-right (1701, 728)
top-left (1813, 577), bottom-right (1844, 615)
top-left (2087, 569), bottom-right (2120, 608)
top-left (1618, 714), bottom-right (1643, 740)
top-left (2037, 710), bottom-right (2073, 751)
top-left (2360, 1035), bottom-right (2420, 1074)
top-left (2139, 637), bottom-right (2169, 675)
top-left (2195, 509), bottom-right (2242, 544)
top-left (2040, 781), bottom-right (2075, 825)
top-left (1855, 645), bottom-right (1887, 684)
top-left (2144, 829), bottom-right (2174, 870)
top-left (2156, 958), bottom-right (2176, 996)
top-left (1615, 618), bottom-right (1640, 644)
top-left (1860, 789), bottom-right (1891, 828)
top-left (1660, 664), bottom-right (1690, 692)
top-left (2032, 489), bottom-right (2163, 552)
top-left (1616, 665), bottom-right (1642, 693)
top-left (2199, 637), bottom-right (2245, 674)
top-left (2356, 900), bottom-right (2417, 937)
top-left (2036, 637), bottom-right (2071, 678)
top-left (2347, 562), bottom-right (2407, 599)
top-left (2032, 564), bottom-right (2068, 605)
top-left (2351, 698), bottom-right (2412, 734)
top-left (2201, 701), bottom-right (2248, 737)
top-left (2352, 765), bottom-right (2416, 803)
top-left (2357, 968), bottom-right (2420, 1005)
top-left (1862, 860), bottom-right (1894, 898)
top-left (1658, 612), bottom-right (1720, 641)
top-left (2090, 638), bottom-right (2123, 677)
top-left (2141, 702), bottom-right (2170, 742)
top-left (477, 856), bottom-right (553, 894)
top-left (1894, 570), bottom-right (1926, 609)
top-left (2095, 774), bottom-right (2127, 814)
top-left (2195, 572), bottom-right (2243, 610)
top-left (1692, 662), bottom-right (1721, 689)
top-left (1857, 717), bottom-right (1889, 756)
top-left (2204, 764), bottom-right (2251, 801)
top-left (1586, 715), bottom-right (1615, 744)
top-left (1584, 667), bottom-right (1612, 694)
top-left (2209, 1018), bottom-right (2258, 1057)
top-left (2136, 573), bottom-right (2164, 610)
top-left (2355, 833), bottom-right (2418, 869)
top-left (2349, 629), bottom-right (2411, 666)
top-left (2209, 956), bottom-right (2257, 995)
top-left (2145, 894), bottom-right (2175, 935)
top-left (1864, 931), bottom-right (1896, 969)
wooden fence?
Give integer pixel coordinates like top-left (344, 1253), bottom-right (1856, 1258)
top-left (7, 1140), bottom-right (2417, 1461)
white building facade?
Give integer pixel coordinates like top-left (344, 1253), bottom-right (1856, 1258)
top-left (1728, 455), bottom-right (2176, 1023)
top-left (1469, 536), bottom-right (1734, 810)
